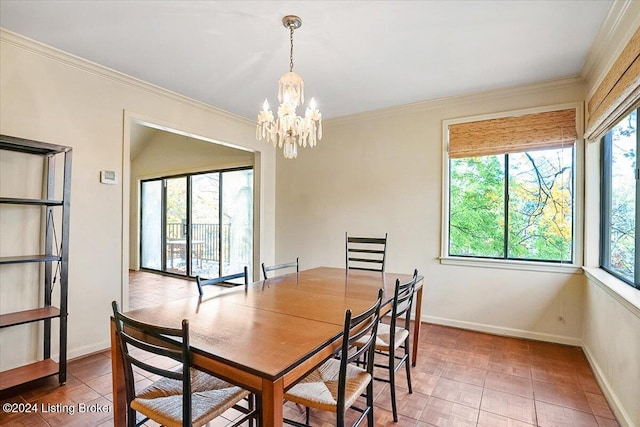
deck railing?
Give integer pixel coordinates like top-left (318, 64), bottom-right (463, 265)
top-left (167, 222), bottom-right (231, 263)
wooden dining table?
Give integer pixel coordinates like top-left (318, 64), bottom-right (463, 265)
top-left (110, 267), bottom-right (424, 426)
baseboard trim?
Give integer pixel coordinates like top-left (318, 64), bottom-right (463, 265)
top-left (422, 315), bottom-right (583, 346)
top-left (66, 341), bottom-right (111, 362)
top-left (3, 341), bottom-right (112, 369)
top-left (582, 345), bottom-right (634, 427)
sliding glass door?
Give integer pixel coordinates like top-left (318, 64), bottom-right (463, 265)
top-left (221, 170), bottom-right (253, 276)
top-left (140, 180), bottom-right (162, 270)
top-left (190, 172), bottom-right (220, 277)
top-left (165, 177), bottom-right (188, 274)
top-left (140, 168), bottom-right (253, 278)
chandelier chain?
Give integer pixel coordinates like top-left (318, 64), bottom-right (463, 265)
top-left (289, 25), bottom-right (294, 72)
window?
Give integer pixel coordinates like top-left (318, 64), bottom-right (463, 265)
top-left (601, 108), bottom-right (639, 288)
top-left (444, 108), bottom-right (577, 266)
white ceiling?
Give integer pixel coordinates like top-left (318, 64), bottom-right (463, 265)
top-left (0, 1), bottom-right (613, 120)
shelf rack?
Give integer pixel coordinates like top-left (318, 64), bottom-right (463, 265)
top-left (0, 134), bottom-right (72, 390)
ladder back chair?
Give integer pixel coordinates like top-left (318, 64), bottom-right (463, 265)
top-left (357, 269), bottom-right (418, 422)
top-left (261, 257), bottom-right (299, 279)
top-left (345, 232), bottom-right (388, 272)
top-left (284, 289), bottom-right (384, 427)
top-left (195, 266), bottom-right (249, 296)
top-left (111, 301), bottom-right (256, 427)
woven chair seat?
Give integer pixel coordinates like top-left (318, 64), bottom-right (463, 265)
top-left (374, 322), bottom-right (409, 352)
top-left (354, 322), bottom-right (409, 352)
top-left (284, 358), bottom-right (371, 412)
top-left (131, 368), bottom-right (250, 427)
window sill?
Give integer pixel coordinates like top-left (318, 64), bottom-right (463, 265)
top-left (583, 267), bottom-right (640, 318)
top-left (439, 256), bottom-right (582, 274)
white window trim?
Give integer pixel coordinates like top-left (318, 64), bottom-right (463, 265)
top-left (582, 116), bottom-right (640, 311)
top-left (440, 102), bottom-right (585, 273)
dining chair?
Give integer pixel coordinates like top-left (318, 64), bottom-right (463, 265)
top-left (357, 269), bottom-right (418, 422)
top-left (261, 257), bottom-right (299, 279)
top-left (195, 266), bottom-right (249, 296)
top-left (345, 232), bottom-right (388, 272)
top-left (111, 301), bottom-right (257, 427)
top-left (283, 288), bottom-right (384, 427)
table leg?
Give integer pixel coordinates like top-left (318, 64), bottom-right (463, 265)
top-left (261, 377), bottom-right (284, 426)
top-left (412, 285), bottom-right (423, 367)
top-left (110, 318), bottom-right (127, 426)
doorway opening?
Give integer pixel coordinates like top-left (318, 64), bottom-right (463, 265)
top-left (140, 168), bottom-right (254, 279)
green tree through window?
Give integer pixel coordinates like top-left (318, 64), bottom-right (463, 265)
top-left (602, 108), bottom-right (638, 287)
top-left (449, 147), bottom-right (574, 262)
top-left (450, 156), bottom-right (505, 257)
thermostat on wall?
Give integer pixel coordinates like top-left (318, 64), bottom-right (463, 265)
top-left (100, 170), bottom-right (117, 185)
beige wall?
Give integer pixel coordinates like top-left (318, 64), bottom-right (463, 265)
top-left (274, 4), bottom-right (639, 425)
top-left (580, 2), bottom-right (640, 425)
top-left (276, 80), bottom-right (587, 345)
top-left (583, 272), bottom-right (640, 426)
top-left (0, 150), bottom-right (52, 370)
top-left (0, 30), bottom-right (277, 369)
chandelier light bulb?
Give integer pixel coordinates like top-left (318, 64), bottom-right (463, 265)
top-left (256, 15), bottom-right (322, 159)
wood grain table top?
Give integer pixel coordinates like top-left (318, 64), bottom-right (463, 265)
top-left (123, 267), bottom-right (419, 380)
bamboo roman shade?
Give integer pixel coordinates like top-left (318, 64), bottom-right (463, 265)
top-left (448, 109), bottom-right (577, 159)
top-left (585, 26), bottom-right (640, 141)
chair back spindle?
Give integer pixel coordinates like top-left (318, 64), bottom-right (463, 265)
top-left (346, 232), bottom-right (388, 272)
top-left (261, 257), bottom-right (299, 279)
top-left (196, 266), bottom-right (249, 296)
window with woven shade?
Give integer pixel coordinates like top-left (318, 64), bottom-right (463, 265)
top-left (594, 27), bottom-right (640, 290)
top-left (585, 26), bottom-right (640, 142)
top-left (443, 107), bottom-right (579, 265)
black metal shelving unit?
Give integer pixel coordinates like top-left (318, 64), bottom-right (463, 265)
top-left (0, 134), bottom-right (72, 390)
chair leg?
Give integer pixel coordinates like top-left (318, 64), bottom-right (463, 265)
top-left (405, 343), bottom-right (413, 394)
top-left (248, 394), bottom-right (255, 427)
top-left (389, 350), bottom-right (398, 422)
top-left (127, 408), bottom-right (136, 427)
top-left (367, 380), bottom-right (375, 426)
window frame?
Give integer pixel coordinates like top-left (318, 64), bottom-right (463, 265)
top-left (441, 103), bottom-right (584, 273)
top-left (600, 107), bottom-right (640, 289)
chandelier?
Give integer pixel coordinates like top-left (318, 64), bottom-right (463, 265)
top-left (256, 15), bottom-right (322, 159)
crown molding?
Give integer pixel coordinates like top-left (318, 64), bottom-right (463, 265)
top-left (325, 76), bottom-right (585, 127)
top-left (581, 0), bottom-right (640, 85)
top-left (0, 28), bottom-right (255, 126)
top-left (0, 26), bottom-right (590, 129)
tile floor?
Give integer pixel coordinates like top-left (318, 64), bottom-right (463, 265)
top-left (0, 270), bottom-right (619, 426)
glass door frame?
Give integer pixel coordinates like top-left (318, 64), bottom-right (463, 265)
top-left (139, 166), bottom-right (253, 279)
